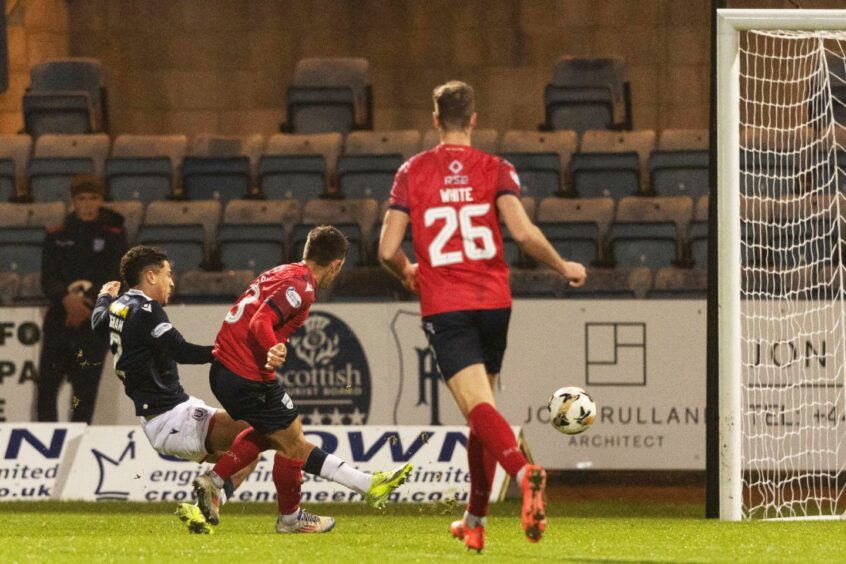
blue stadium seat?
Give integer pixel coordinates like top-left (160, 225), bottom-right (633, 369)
top-left (609, 197), bottom-right (692, 269)
top-left (650, 150), bottom-right (709, 199)
top-left (258, 154), bottom-right (326, 203)
top-left (181, 156), bottom-right (251, 204)
top-left (217, 224), bottom-right (285, 272)
top-left (538, 221), bottom-right (601, 267)
top-left (136, 224), bottom-right (206, 271)
top-left (544, 85), bottom-right (613, 133)
top-left (105, 157), bottom-right (172, 202)
top-left (28, 134), bottom-right (110, 202)
top-left (543, 57), bottom-right (630, 131)
top-left (28, 157), bottom-right (95, 202)
top-left (284, 58), bottom-right (371, 135)
top-left (498, 152), bottom-right (561, 199)
top-left (23, 59), bottom-right (106, 137)
top-left (570, 152), bottom-right (640, 199)
top-left (535, 197), bottom-right (614, 267)
top-left (0, 227), bottom-right (44, 274)
top-left (336, 154), bottom-right (404, 200)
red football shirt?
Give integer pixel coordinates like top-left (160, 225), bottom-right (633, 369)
top-left (213, 262), bottom-right (316, 381)
top-left (388, 144), bottom-right (522, 317)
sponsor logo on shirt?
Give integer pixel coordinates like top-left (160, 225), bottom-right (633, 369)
top-left (93, 238), bottom-right (105, 253)
top-left (305, 282), bottom-right (314, 293)
top-left (286, 287), bottom-right (302, 308)
top-left (151, 322), bottom-right (172, 338)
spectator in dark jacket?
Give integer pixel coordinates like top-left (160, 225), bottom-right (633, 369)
top-left (37, 174), bottom-right (127, 422)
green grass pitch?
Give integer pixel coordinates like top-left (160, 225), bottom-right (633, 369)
top-left (0, 500), bottom-right (843, 563)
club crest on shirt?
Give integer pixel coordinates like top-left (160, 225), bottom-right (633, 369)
top-left (286, 286), bottom-right (302, 308)
top-left (93, 238), bottom-right (105, 252)
top-left (192, 408), bottom-right (206, 421)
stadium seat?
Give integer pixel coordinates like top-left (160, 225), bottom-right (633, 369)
top-left (139, 200), bottom-right (220, 270)
top-left (0, 271), bottom-right (20, 305)
top-left (609, 196), bottom-right (693, 269)
top-left (291, 199), bottom-right (378, 267)
top-left (257, 155), bottom-right (327, 203)
top-left (0, 227), bottom-right (45, 274)
top-left (28, 134), bottom-right (110, 202)
top-left (100, 200), bottom-right (144, 244)
top-left (23, 58), bottom-right (107, 137)
top-left (500, 130), bottom-right (578, 197)
top-left (650, 266), bottom-right (707, 298)
top-left (0, 201), bottom-right (67, 229)
top-left (739, 126), bottom-right (809, 196)
top-left (217, 199), bottom-right (301, 271)
top-left (177, 269), bottom-right (256, 301)
top-left (106, 135), bottom-right (187, 203)
top-left (687, 195), bottom-right (708, 268)
top-left (265, 132), bottom-right (343, 176)
top-left (421, 128), bottom-right (500, 154)
top-left (284, 58), bottom-right (372, 134)
top-left (535, 197), bottom-right (614, 267)
top-left (572, 130), bottom-right (656, 199)
top-left (0, 135), bottom-right (33, 202)
top-left (650, 129), bottom-right (709, 199)
top-left (181, 134), bottom-right (264, 204)
top-left (339, 131), bottom-right (420, 200)
top-left (542, 57), bottom-right (631, 132)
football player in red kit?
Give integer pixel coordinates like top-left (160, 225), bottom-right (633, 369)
top-left (378, 81), bottom-right (586, 552)
top-left (194, 226), bottom-right (412, 533)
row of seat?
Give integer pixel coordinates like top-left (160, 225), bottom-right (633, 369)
top-left (6, 190), bottom-right (842, 278)
top-left (0, 128), bottom-right (711, 205)
top-left (0, 193), bottom-right (704, 276)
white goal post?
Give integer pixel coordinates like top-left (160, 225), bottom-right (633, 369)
top-left (717, 9), bottom-right (846, 521)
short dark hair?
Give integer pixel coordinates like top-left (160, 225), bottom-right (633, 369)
top-left (303, 225), bottom-right (349, 266)
top-left (120, 245), bottom-right (168, 287)
top-left (433, 81), bottom-right (475, 131)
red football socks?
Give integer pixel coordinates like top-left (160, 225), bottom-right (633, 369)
top-left (466, 430), bottom-right (497, 517)
top-left (273, 454), bottom-right (304, 516)
top-left (467, 402), bottom-right (527, 477)
top-left (212, 427), bottom-right (270, 481)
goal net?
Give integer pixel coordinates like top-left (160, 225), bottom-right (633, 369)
top-left (718, 11), bottom-right (846, 521)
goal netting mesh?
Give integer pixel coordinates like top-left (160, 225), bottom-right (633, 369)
top-left (740, 29), bottom-right (846, 520)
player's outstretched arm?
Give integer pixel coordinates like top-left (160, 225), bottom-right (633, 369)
top-left (378, 209), bottom-right (418, 293)
top-left (497, 196), bottom-right (587, 288)
top-left (146, 302), bottom-right (214, 364)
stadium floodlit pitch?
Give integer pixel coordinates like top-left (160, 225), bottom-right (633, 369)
top-left (0, 501), bottom-right (843, 563)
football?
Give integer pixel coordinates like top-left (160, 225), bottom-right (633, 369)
top-left (547, 386), bottom-right (596, 435)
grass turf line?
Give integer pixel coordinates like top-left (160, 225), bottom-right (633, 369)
top-left (0, 500), bottom-right (842, 563)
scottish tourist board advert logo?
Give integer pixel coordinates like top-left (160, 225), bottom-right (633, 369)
top-left (281, 312), bottom-right (371, 425)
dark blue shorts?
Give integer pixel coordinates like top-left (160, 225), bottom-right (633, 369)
top-left (209, 360), bottom-right (298, 434)
top-left (422, 308), bottom-right (511, 381)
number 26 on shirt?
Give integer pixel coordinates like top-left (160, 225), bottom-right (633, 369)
top-left (425, 204), bottom-right (495, 267)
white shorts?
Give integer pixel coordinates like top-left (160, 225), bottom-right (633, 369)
top-left (139, 396), bottom-right (217, 463)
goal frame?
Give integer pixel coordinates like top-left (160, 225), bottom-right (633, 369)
top-left (715, 8), bottom-right (846, 521)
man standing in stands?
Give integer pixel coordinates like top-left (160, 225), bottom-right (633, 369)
top-left (37, 174), bottom-right (126, 423)
top-left (378, 81), bottom-right (586, 552)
